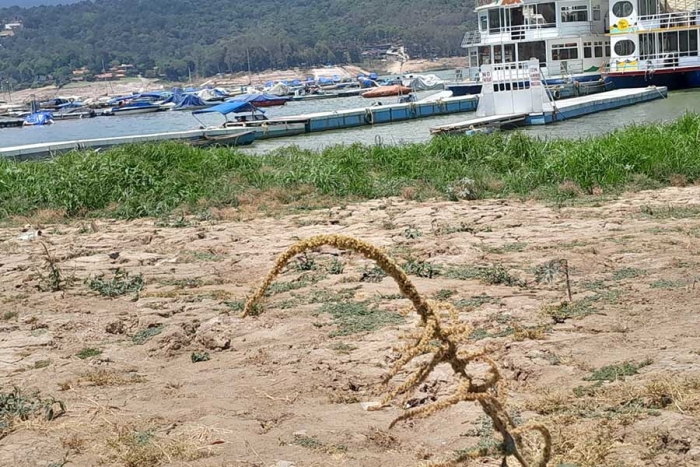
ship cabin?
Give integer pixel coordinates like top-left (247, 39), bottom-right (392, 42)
top-left (463, 0), bottom-right (612, 80)
top-left (608, 0), bottom-right (700, 73)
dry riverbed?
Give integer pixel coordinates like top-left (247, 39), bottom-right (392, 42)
top-left (1, 187), bottom-right (700, 467)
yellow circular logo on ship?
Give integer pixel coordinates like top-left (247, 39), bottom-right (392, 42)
top-left (618, 18), bottom-right (630, 31)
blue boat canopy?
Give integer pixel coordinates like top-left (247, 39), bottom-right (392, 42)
top-left (192, 100), bottom-right (261, 115)
top-left (175, 94), bottom-right (208, 110)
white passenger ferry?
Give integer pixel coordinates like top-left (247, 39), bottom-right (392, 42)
top-left (449, 0), bottom-right (612, 96)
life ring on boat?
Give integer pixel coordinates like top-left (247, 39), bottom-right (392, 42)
top-left (364, 108), bottom-right (374, 125)
top-left (553, 89), bottom-right (561, 100)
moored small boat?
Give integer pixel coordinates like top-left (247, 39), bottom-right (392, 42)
top-left (103, 102), bottom-right (165, 116)
top-left (228, 93), bottom-right (290, 107)
top-left (23, 111), bottom-right (54, 126)
top-left (361, 85), bottom-right (413, 98)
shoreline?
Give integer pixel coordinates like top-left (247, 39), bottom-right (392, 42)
top-left (0, 113), bottom-right (699, 223)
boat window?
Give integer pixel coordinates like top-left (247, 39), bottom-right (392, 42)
top-left (551, 42), bottom-right (580, 60)
top-left (480, 14), bottom-right (488, 31)
top-left (612, 1), bottom-right (634, 18)
top-left (585, 41), bottom-right (605, 58)
top-left (478, 46), bottom-right (492, 65)
top-left (592, 5), bottom-right (601, 21)
top-left (638, 0), bottom-right (657, 16)
top-left (640, 34), bottom-right (656, 59)
top-left (614, 39), bottom-right (636, 56)
top-left (561, 5), bottom-right (589, 22)
top-left (489, 9), bottom-right (502, 33)
top-left (470, 49), bottom-right (479, 67)
top-left (605, 41), bottom-right (611, 57)
top-left (504, 43), bottom-right (516, 63)
top-left (679, 30), bottom-right (699, 56)
top-left (523, 3), bottom-right (556, 27)
top-left (517, 41), bottom-right (547, 64)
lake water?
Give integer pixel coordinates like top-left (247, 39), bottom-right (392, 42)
top-left (2, 73), bottom-right (700, 154)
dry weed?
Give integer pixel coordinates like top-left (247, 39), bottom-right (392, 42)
top-left (243, 234), bottom-right (551, 467)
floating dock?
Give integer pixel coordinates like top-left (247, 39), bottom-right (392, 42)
top-left (236, 95), bottom-right (479, 140)
top-left (0, 127), bottom-right (255, 160)
top-left (0, 118), bottom-right (24, 129)
top-left (431, 87), bottom-right (668, 135)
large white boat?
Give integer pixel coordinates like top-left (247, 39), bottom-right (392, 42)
top-left (449, 0), bottom-right (612, 96)
top-left (604, 0), bottom-right (700, 89)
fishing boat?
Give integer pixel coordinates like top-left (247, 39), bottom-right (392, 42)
top-left (603, 0), bottom-right (700, 89)
top-left (103, 101), bottom-right (165, 116)
top-left (361, 85), bottom-right (413, 98)
top-left (448, 0), bottom-right (613, 96)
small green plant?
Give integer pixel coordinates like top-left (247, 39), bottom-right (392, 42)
top-left (87, 269), bottom-right (144, 297)
top-left (481, 264), bottom-right (525, 287)
top-left (191, 352), bottom-right (210, 363)
top-left (131, 325), bottom-right (164, 345)
top-left (76, 348), bottom-right (102, 360)
top-left (403, 226), bottom-right (422, 239)
top-left (402, 258), bottom-right (441, 278)
top-left (265, 273), bottom-right (324, 296)
top-left (0, 387), bottom-right (65, 440)
top-left (326, 258), bottom-right (345, 275)
top-left (584, 359), bottom-right (653, 382)
top-left (2, 310), bottom-right (18, 321)
top-left (293, 253), bottom-right (317, 271)
top-left (360, 264), bottom-right (387, 283)
top-left (37, 243), bottom-right (73, 292)
top-left (482, 243), bottom-right (528, 254)
top-left (190, 251), bottom-right (224, 262)
top-left (534, 259), bottom-right (572, 301)
top-left (34, 360), bottom-right (51, 369)
top-left (543, 299), bottom-right (597, 323)
top-left (434, 289), bottom-right (455, 300)
top-left (454, 295), bottom-right (501, 309)
top-left (640, 204), bottom-right (700, 219)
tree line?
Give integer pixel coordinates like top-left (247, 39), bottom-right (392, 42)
top-left (0, 0), bottom-right (474, 88)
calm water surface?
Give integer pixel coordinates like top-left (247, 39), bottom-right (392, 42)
top-left (2, 82), bottom-right (700, 154)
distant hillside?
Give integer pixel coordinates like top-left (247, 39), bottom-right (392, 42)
top-left (0, 0), bottom-right (473, 87)
top-left (0, 0), bottom-right (82, 7)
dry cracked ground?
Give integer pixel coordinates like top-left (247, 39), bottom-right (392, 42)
top-left (1, 187), bottom-right (700, 467)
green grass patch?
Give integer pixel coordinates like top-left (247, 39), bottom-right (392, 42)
top-left (612, 267), bottom-right (645, 281)
top-left (76, 348), bottom-right (102, 359)
top-left (650, 278), bottom-right (688, 289)
top-left (544, 299), bottom-right (598, 323)
top-left (640, 204), bottom-right (700, 219)
top-left (4, 114), bottom-right (700, 220)
top-left (584, 359), bottom-right (652, 382)
top-left (314, 301), bottom-right (404, 337)
top-left (445, 264), bottom-right (524, 286)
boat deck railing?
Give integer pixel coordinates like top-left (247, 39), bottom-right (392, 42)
top-left (637, 10), bottom-right (700, 32)
top-left (462, 22), bottom-right (588, 47)
top-left (463, 59), bottom-right (590, 83)
top-left (609, 51), bottom-right (700, 72)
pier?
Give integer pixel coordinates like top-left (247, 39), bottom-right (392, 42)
top-left (0, 119), bottom-right (24, 129)
top-left (431, 60), bottom-right (668, 135)
top-left (234, 94), bottom-right (479, 140)
top-left (0, 127), bottom-right (255, 160)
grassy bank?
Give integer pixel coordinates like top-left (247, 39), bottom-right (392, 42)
top-left (2, 113), bottom-right (700, 220)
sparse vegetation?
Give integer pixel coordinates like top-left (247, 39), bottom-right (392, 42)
top-left (131, 325), bottom-right (164, 345)
top-left (76, 348), bottom-right (102, 360)
top-left (612, 267), bottom-right (645, 281)
top-left (326, 258), bottom-right (345, 275)
top-left (543, 299), bottom-right (598, 323)
top-left (315, 301), bottom-right (404, 337)
top-left (87, 269), bottom-right (144, 297)
top-left (0, 387), bottom-right (65, 440)
top-left (402, 258), bottom-right (442, 278)
top-left (403, 226), bottom-right (422, 239)
top-left (584, 360), bottom-right (653, 383)
top-left (191, 352), bottom-right (210, 363)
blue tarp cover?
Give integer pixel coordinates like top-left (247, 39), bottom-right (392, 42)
top-left (229, 94), bottom-right (289, 103)
top-left (192, 100), bottom-right (259, 115)
top-left (24, 111), bottom-right (54, 125)
top-left (175, 94), bottom-right (208, 109)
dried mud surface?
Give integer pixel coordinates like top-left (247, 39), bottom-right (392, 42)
top-left (1, 187), bottom-right (700, 467)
